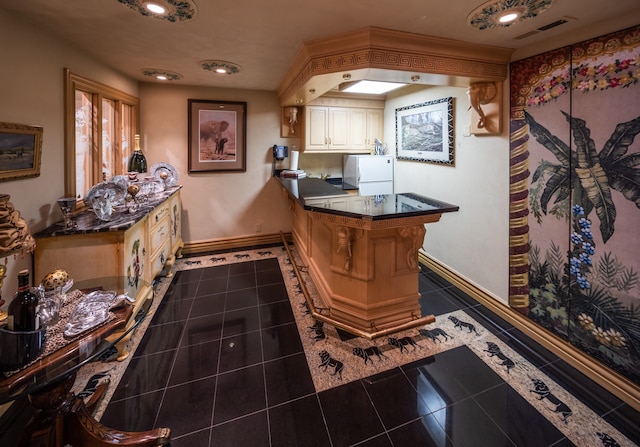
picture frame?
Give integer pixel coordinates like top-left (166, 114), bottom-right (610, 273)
top-left (0, 122), bottom-right (43, 182)
top-left (188, 99), bottom-right (247, 173)
top-left (395, 97), bottom-right (454, 165)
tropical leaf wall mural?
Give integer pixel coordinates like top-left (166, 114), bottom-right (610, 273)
top-left (509, 25), bottom-right (640, 386)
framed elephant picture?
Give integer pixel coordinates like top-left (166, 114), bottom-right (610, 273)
top-left (188, 99), bottom-right (247, 173)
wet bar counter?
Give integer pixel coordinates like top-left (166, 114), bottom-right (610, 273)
top-left (277, 177), bottom-right (459, 338)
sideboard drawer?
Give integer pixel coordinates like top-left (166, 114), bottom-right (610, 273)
top-left (149, 203), bottom-right (170, 227)
top-left (149, 215), bottom-right (170, 256)
top-left (149, 239), bottom-right (171, 279)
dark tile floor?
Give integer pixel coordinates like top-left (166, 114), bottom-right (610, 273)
top-left (93, 255), bottom-right (639, 446)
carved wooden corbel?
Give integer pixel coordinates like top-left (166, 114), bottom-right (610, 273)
top-left (467, 81), bottom-right (502, 135)
top-left (336, 226), bottom-right (355, 271)
top-left (281, 106), bottom-right (300, 137)
top-left (398, 225), bottom-right (426, 269)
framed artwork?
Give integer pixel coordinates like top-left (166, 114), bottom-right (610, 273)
top-left (188, 99), bottom-right (246, 173)
top-left (395, 96), bottom-right (454, 165)
top-left (0, 122), bottom-right (43, 182)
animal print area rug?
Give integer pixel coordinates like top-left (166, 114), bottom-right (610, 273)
top-left (74, 246), bottom-right (633, 447)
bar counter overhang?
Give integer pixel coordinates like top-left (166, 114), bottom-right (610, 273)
top-left (277, 177), bottom-right (459, 338)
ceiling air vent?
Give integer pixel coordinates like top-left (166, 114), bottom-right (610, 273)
top-left (537, 19), bottom-right (568, 31)
top-left (514, 30), bottom-right (540, 40)
top-left (514, 16), bottom-right (575, 40)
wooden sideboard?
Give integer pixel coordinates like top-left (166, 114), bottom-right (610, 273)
top-left (33, 187), bottom-right (183, 358)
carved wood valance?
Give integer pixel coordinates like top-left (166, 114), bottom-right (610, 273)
top-left (278, 26), bottom-right (514, 106)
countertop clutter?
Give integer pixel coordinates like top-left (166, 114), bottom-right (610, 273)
top-left (34, 186), bottom-right (182, 238)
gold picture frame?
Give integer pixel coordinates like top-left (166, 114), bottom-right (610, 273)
top-left (0, 122), bottom-right (43, 182)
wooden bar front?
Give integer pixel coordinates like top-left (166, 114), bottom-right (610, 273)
top-left (280, 178), bottom-right (459, 337)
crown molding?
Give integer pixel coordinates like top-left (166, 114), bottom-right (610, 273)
top-left (278, 26), bottom-right (514, 106)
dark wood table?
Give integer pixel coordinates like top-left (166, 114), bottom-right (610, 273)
top-left (0, 285), bottom-right (170, 446)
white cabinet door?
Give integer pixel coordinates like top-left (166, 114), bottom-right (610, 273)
top-left (348, 108), bottom-right (368, 152)
top-left (305, 106), bottom-right (329, 150)
top-left (328, 108), bottom-right (349, 150)
top-left (366, 109), bottom-right (384, 152)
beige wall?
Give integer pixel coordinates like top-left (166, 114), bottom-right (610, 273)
top-left (386, 85), bottom-right (510, 303)
top-left (139, 83), bottom-right (291, 243)
top-left (0, 9), bottom-right (138, 293)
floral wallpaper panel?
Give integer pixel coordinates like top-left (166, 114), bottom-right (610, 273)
top-left (509, 25), bottom-right (640, 385)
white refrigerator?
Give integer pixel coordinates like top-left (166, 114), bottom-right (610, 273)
top-left (343, 155), bottom-right (394, 195)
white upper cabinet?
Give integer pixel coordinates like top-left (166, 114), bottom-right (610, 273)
top-left (304, 106), bottom-right (349, 151)
top-left (302, 98), bottom-right (384, 153)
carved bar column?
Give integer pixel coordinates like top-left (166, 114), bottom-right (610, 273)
top-left (305, 212), bottom-right (441, 334)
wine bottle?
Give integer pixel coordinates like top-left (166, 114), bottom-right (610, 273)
top-left (128, 134), bottom-right (148, 173)
top-left (7, 270), bottom-right (39, 332)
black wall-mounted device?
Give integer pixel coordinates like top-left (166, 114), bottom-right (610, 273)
top-left (273, 145), bottom-right (288, 160)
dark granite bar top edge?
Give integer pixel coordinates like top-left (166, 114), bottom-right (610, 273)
top-left (276, 177), bottom-right (459, 221)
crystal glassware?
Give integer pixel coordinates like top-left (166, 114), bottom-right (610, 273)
top-left (57, 197), bottom-right (76, 230)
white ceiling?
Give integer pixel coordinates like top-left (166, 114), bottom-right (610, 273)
top-left (1, 0), bottom-right (639, 93)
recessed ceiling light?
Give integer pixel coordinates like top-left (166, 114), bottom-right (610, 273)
top-left (342, 80), bottom-right (406, 95)
top-left (116, 0), bottom-right (197, 22)
top-left (467, 0), bottom-right (553, 30)
top-left (200, 60), bottom-right (242, 75)
top-left (145, 3), bottom-right (166, 14)
top-left (499, 12), bottom-right (519, 23)
top-left (141, 68), bottom-right (183, 81)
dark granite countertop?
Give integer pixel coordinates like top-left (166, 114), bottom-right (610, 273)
top-left (276, 177), bottom-right (458, 221)
top-left (34, 186), bottom-right (182, 238)
top-left (277, 177), bottom-right (350, 200)
top-left (324, 177), bottom-right (358, 190)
